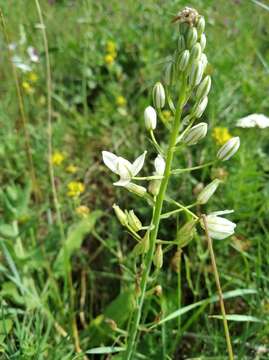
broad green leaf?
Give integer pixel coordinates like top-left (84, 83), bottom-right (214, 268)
top-left (0, 224), bottom-right (18, 239)
top-left (0, 319), bottom-right (13, 344)
top-left (151, 289), bottom-right (257, 328)
top-left (210, 314), bottom-right (263, 322)
top-left (54, 210), bottom-right (102, 274)
top-left (86, 346), bottom-right (125, 354)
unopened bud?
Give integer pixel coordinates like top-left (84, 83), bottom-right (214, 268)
top-left (144, 106), bottom-right (157, 131)
top-left (189, 61), bottom-right (203, 88)
top-left (192, 96), bottom-right (208, 118)
top-left (127, 210), bottom-right (142, 232)
top-left (177, 35), bottom-right (185, 52)
top-left (177, 219), bottom-right (197, 248)
top-left (197, 17), bottom-right (205, 37)
top-left (125, 183), bottom-right (147, 197)
top-left (182, 122), bottom-right (208, 145)
top-left (197, 179), bottom-right (221, 204)
top-left (217, 137), bottom-right (240, 161)
top-left (200, 53), bottom-right (208, 72)
top-left (186, 26), bottom-right (198, 48)
top-left (164, 62), bottom-right (174, 86)
top-left (177, 49), bottom-right (190, 72)
top-left (148, 179), bottom-right (161, 196)
top-left (196, 75), bottom-right (211, 101)
top-left (154, 285), bottom-right (162, 297)
top-left (189, 43), bottom-right (202, 64)
top-left (113, 204), bottom-right (128, 226)
top-left (153, 244), bottom-right (163, 269)
top-left (200, 33), bottom-right (206, 51)
top-left (152, 82), bottom-right (165, 109)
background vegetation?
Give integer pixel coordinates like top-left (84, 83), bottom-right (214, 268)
top-left (0, 0), bottom-right (268, 358)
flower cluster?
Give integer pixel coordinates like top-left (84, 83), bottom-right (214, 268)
top-left (104, 40), bottom-right (117, 65)
top-left (212, 127), bottom-right (232, 145)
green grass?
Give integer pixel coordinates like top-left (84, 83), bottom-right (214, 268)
top-left (0, 0), bottom-right (268, 359)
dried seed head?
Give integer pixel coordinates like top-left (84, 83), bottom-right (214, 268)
top-left (172, 7), bottom-right (199, 27)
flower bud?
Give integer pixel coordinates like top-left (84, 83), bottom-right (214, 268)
top-left (144, 106), bottom-right (157, 131)
top-left (152, 82), bottom-right (165, 109)
top-left (164, 62), bottom-right (174, 86)
top-left (112, 204), bottom-right (128, 227)
top-left (176, 219), bottom-right (197, 248)
top-left (125, 183), bottom-right (147, 197)
top-left (153, 244), bottom-right (163, 269)
top-left (127, 210), bottom-right (142, 232)
top-left (200, 53), bottom-right (208, 72)
top-left (182, 122), bottom-right (208, 145)
top-left (197, 179), bottom-right (221, 204)
top-left (186, 26), bottom-right (198, 48)
top-left (196, 75), bottom-right (211, 101)
top-left (197, 17), bottom-right (205, 37)
top-left (177, 49), bottom-right (190, 72)
top-left (200, 33), bottom-right (206, 51)
top-left (201, 213), bottom-right (236, 240)
top-left (189, 43), bottom-right (202, 64)
top-left (148, 179), bottom-right (161, 196)
top-left (177, 35), bottom-right (185, 52)
top-left (189, 61), bottom-right (203, 88)
top-left (192, 96), bottom-right (208, 118)
top-left (217, 137), bottom-right (240, 161)
top-left (154, 155), bottom-right (165, 176)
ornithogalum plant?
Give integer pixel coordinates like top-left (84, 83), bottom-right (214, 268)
top-left (102, 7), bottom-right (239, 360)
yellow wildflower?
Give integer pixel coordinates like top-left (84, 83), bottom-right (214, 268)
top-left (22, 81), bottom-right (34, 94)
top-left (67, 181), bottom-right (85, 197)
top-left (52, 151), bottom-right (65, 166)
top-left (212, 127), bottom-right (232, 145)
top-left (66, 164), bottom-right (78, 174)
top-left (116, 96), bottom-right (126, 107)
top-left (104, 54), bottom-right (115, 65)
top-left (75, 205), bottom-right (90, 217)
top-left (106, 40), bottom-right (116, 54)
top-left (28, 72), bottom-right (38, 82)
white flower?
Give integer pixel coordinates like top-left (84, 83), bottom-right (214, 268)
top-left (236, 113), bottom-right (269, 129)
top-left (217, 137), bottom-right (240, 161)
top-left (154, 155), bottom-right (165, 176)
top-left (201, 210), bottom-right (236, 240)
top-left (27, 46), bottom-right (39, 63)
top-left (12, 56), bottom-right (32, 72)
top-left (102, 151), bottom-right (146, 186)
top-left (144, 106), bottom-right (157, 131)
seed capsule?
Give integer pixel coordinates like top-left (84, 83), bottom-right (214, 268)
top-left (153, 244), bottom-right (163, 269)
top-left (196, 75), bottom-right (211, 101)
top-left (113, 204), bottom-right (128, 226)
top-left (144, 106), bottom-right (157, 131)
top-left (197, 179), bottom-right (221, 204)
top-left (152, 82), bottom-right (165, 109)
top-left (182, 122), bottom-right (208, 145)
top-left (127, 210), bottom-right (142, 232)
top-left (217, 137), bottom-right (240, 161)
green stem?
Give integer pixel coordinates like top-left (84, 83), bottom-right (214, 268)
top-left (172, 161), bottom-right (215, 175)
top-left (161, 203), bottom-right (197, 219)
top-left (124, 77), bottom-right (187, 360)
top-left (201, 214), bottom-right (234, 360)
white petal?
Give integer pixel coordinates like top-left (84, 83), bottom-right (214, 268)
top-left (132, 151), bottom-right (147, 176)
top-left (116, 158), bottom-right (133, 180)
top-left (102, 151), bottom-right (118, 174)
top-left (154, 155), bottom-right (165, 176)
top-left (210, 209), bottom-right (234, 216)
